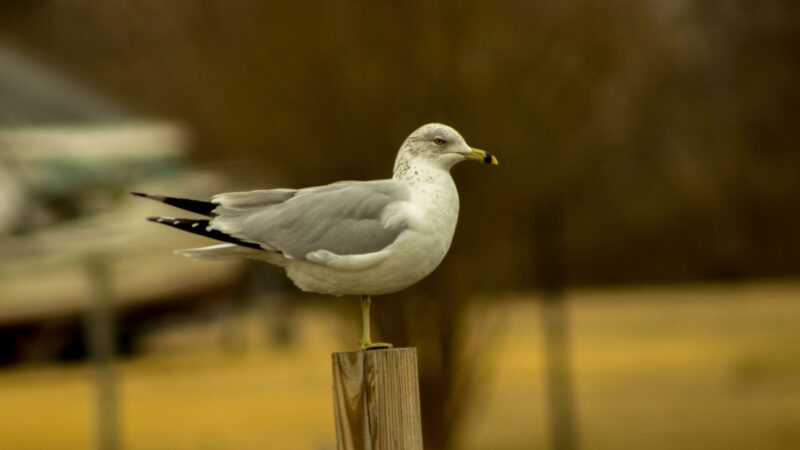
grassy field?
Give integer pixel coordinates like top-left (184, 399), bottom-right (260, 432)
top-left (1, 280), bottom-right (799, 449)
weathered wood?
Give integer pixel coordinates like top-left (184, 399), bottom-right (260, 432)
top-left (332, 347), bottom-right (423, 450)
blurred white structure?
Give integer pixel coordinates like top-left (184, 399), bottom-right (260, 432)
top-left (0, 43), bottom-right (243, 355)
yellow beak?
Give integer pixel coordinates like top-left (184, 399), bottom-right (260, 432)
top-left (465, 147), bottom-right (499, 165)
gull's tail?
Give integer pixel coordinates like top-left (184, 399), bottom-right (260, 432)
top-left (175, 243), bottom-right (266, 260)
top-left (135, 192), bottom-right (284, 264)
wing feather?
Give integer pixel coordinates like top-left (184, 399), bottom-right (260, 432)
top-left (211, 180), bottom-right (410, 260)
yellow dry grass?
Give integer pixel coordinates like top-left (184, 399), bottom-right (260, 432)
top-left (1, 280), bottom-right (799, 450)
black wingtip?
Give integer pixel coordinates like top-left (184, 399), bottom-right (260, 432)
top-left (131, 192), bottom-right (166, 201)
top-left (134, 192), bottom-right (216, 217)
top-left (144, 216), bottom-right (262, 250)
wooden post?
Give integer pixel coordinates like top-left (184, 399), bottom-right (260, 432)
top-left (332, 348), bottom-right (423, 450)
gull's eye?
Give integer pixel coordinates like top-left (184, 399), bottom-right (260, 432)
top-left (433, 137), bottom-right (446, 146)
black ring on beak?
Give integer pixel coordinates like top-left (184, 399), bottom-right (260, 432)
top-left (483, 152), bottom-right (494, 164)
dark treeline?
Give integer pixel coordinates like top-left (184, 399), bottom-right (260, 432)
top-left (2, 0), bottom-right (797, 288)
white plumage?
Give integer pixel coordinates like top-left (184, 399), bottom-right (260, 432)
top-left (138, 123), bottom-right (497, 348)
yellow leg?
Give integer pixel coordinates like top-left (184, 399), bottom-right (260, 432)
top-left (360, 295), bottom-right (393, 350)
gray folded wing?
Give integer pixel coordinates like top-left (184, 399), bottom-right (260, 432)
top-left (211, 180), bottom-right (410, 260)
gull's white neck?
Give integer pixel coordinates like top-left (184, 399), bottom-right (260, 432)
top-left (393, 152), bottom-right (456, 185)
top-left (387, 149), bottom-right (461, 282)
top-left (392, 153), bottom-right (460, 238)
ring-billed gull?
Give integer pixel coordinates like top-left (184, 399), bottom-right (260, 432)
top-left (134, 123), bottom-right (498, 349)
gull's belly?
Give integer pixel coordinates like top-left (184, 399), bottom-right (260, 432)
top-left (284, 225), bottom-right (455, 296)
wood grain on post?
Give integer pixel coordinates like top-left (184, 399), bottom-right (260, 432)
top-left (332, 347), bottom-right (423, 450)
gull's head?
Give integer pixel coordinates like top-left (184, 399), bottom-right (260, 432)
top-left (397, 123), bottom-right (498, 171)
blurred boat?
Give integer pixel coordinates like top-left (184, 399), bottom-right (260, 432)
top-left (0, 168), bottom-right (243, 325)
top-left (0, 43), bottom-right (245, 362)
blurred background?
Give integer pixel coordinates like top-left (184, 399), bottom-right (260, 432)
top-left (0, 1), bottom-right (798, 449)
